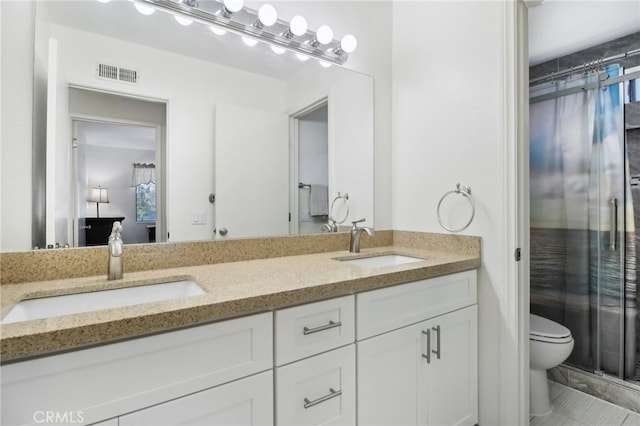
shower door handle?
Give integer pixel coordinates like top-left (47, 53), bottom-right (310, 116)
top-left (610, 198), bottom-right (618, 251)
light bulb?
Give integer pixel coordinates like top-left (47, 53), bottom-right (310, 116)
top-left (210, 26), bottom-right (227, 36)
top-left (134, 3), bottom-right (155, 15)
top-left (271, 45), bottom-right (285, 55)
top-left (289, 16), bottom-right (307, 37)
top-left (242, 36), bottom-right (258, 47)
top-left (223, 0), bottom-right (243, 13)
top-left (296, 53), bottom-right (310, 62)
top-left (316, 25), bottom-right (333, 45)
top-left (258, 4), bottom-right (277, 27)
top-left (175, 15), bottom-right (193, 26)
top-left (319, 61), bottom-right (332, 68)
top-left (340, 34), bottom-right (357, 53)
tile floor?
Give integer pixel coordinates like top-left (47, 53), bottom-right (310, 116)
top-left (530, 381), bottom-right (640, 426)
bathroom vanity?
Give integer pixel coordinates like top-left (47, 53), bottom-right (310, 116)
top-left (0, 232), bottom-right (480, 425)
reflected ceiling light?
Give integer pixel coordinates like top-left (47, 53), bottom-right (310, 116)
top-left (96, 0), bottom-right (111, 3)
top-left (283, 15), bottom-right (307, 38)
top-left (242, 36), bottom-right (258, 47)
top-left (319, 60), bottom-right (332, 68)
top-left (221, 0), bottom-right (244, 18)
top-left (175, 15), bottom-right (193, 25)
top-left (128, 0), bottom-right (354, 65)
top-left (336, 34), bottom-right (357, 54)
top-left (134, 3), bottom-right (155, 15)
top-left (296, 53), bottom-right (310, 62)
top-left (254, 4), bottom-right (277, 29)
top-left (310, 25), bottom-right (333, 47)
top-left (210, 26), bottom-right (227, 36)
top-left (271, 45), bottom-right (285, 55)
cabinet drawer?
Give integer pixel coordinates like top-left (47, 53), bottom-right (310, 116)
top-left (276, 345), bottom-right (356, 426)
top-left (356, 270), bottom-right (477, 340)
top-left (275, 295), bottom-right (354, 365)
top-left (120, 370), bottom-right (273, 426)
top-left (1, 312), bottom-right (273, 426)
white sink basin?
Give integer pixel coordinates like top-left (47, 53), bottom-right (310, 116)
top-left (1, 280), bottom-right (205, 324)
top-left (339, 254), bottom-right (425, 268)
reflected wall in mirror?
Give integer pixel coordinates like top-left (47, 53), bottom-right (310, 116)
top-left (24, 0), bottom-right (373, 251)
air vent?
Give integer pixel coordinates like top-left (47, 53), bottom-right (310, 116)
top-left (97, 63), bottom-right (138, 84)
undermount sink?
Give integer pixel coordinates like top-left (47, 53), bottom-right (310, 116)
top-left (338, 254), bottom-right (425, 268)
top-left (1, 280), bottom-right (205, 324)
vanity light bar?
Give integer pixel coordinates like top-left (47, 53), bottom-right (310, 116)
top-left (131, 0), bottom-right (351, 65)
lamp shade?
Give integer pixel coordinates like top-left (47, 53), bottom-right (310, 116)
top-left (88, 186), bottom-right (109, 203)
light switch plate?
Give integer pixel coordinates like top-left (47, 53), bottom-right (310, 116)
top-left (191, 210), bottom-right (206, 225)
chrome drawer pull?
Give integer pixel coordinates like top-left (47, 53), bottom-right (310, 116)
top-left (432, 325), bottom-right (441, 359)
top-left (303, 388), bottom-right (343, 409)
top-left (303, 320), bottom-right (342, 335)
top-left (421, 329), bottom-right (431, 363)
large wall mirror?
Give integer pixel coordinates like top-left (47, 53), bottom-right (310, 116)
top-left (27, 0), bottom-right (373, 250)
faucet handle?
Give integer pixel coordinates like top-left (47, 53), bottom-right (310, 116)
top-left (351, 218), bottom-right (366, 227)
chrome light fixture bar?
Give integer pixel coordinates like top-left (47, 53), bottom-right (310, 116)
top-left (131, 0), bottom-right (354, 65)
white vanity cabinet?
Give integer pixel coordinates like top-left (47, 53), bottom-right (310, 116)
top-left (274, 296), bottom-right (356, 426)
top-left (356, 270), bottom-right (478, 426)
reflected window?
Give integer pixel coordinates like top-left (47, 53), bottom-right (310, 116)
top-left (136, 182), bottom-right (156, 222)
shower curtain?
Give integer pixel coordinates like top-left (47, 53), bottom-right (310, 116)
top-left (530, 64), bottom-right (638, 377)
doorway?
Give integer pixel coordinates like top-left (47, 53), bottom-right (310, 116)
top-left (73, 119), bottom-right (160, 246)
top-left (290, 100), bottom-right (329, 235)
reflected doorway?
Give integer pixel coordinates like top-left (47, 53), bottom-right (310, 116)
top-left (290, 100), bottom-right (329, 235)
top-left (72, 119), bottom-right (162, 246)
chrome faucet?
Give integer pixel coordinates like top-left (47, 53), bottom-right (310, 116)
top-left (108, 221), bottom-right (123, 280)
top-left (322, 218), bottom-right (338, 233)
top-left (349, 218), bottom-right (374, 253)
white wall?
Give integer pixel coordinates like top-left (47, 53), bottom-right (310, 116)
top-left (392, 2), bottom-right (510, 424)
top-left (0, 1), bottom-right (34, 252)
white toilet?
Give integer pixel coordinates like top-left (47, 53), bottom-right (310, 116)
top-left (529, 313), bottom-right (574, 416)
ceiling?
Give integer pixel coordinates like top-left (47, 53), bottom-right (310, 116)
top-left (528, 0), bottom-right (640, 65)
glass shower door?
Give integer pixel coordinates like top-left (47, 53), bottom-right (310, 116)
top-left (590, 70), bottom-right (626, 377)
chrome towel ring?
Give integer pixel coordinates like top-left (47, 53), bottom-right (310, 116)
top-left (330, 192), bottom-right (350, 225)
top-left (437, 183), bottom-right (475, 233)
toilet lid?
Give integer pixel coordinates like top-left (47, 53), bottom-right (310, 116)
top-left (530, 314), bottom-right (572, 340)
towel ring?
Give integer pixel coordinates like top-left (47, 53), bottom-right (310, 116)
top-left (330, 192), bottom-right (350, 225)
top-left (437, 183), bottom-right (475, 233)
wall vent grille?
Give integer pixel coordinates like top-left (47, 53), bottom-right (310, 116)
top-left (97, 63), bottom-right (138, 84)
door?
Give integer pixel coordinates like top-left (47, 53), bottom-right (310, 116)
top-left (119, 371), bottom-right (273, 425)
top-left (420, 306), bottom-right (478, 426)
top-left (357, 306), bottom-right (478, 426)
top-left (357, 323), bottom-right (423, 426)
top-left (215, 103), bottom-right (289, 239)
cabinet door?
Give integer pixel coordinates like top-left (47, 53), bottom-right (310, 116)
top-left (357, 323), bottom-right (425, 426)
top-left (358, 305), bottom-right (478, 426)
top-left (421, 305), bottom-right (478, 426)
top-left (120, 371), bottom-right (273, 426)
top-left (276, 345), bottom-right (355, 426)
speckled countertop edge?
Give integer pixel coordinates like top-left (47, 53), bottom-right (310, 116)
top-left (0, 233), bottom-right (481, 361)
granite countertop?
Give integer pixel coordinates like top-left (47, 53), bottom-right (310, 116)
top-left (0, 245), bottom-right (480, 361)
